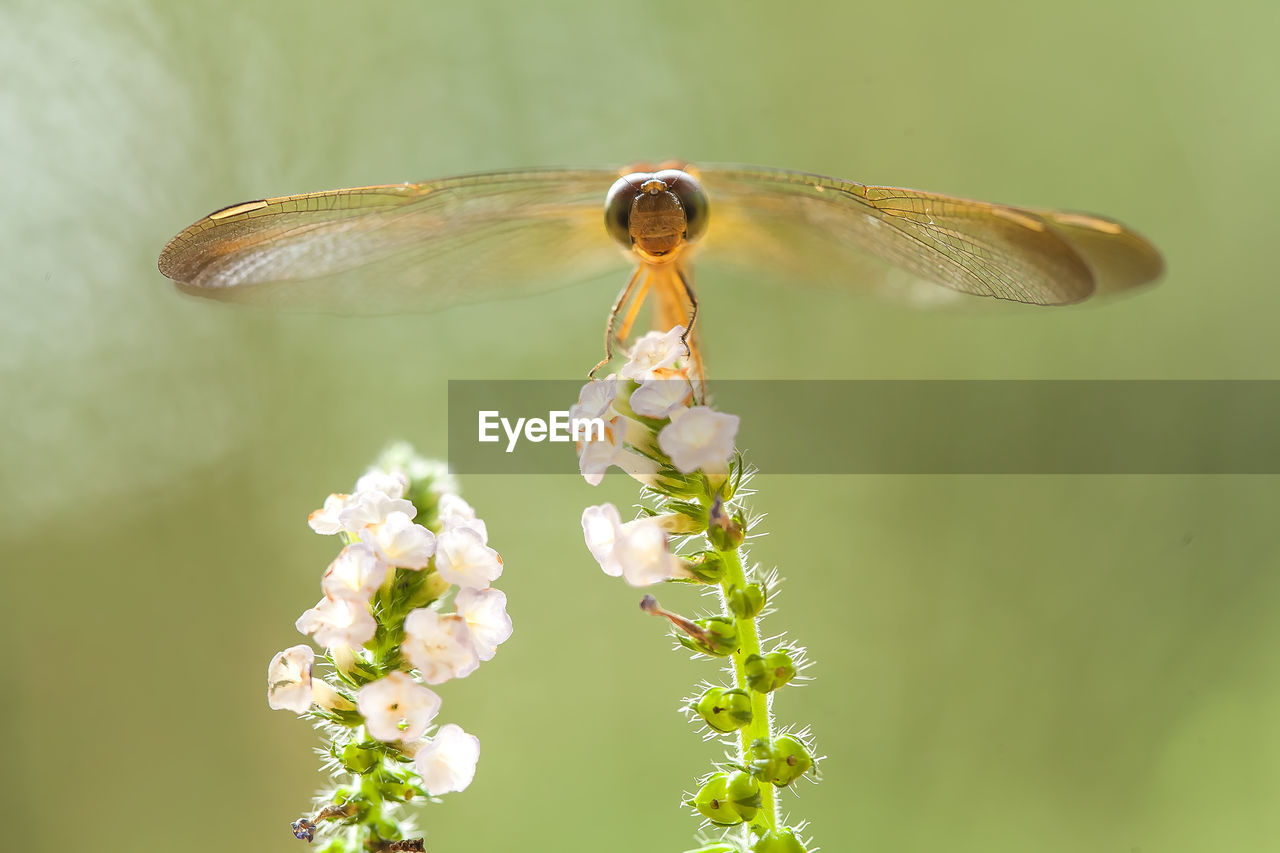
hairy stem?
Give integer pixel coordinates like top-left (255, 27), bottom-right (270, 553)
top-left (718, 544), bottom-right (778, 832)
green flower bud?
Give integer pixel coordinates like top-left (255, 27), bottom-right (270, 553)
top-left (745, 738), bottom-right (784, 783)
top-left (725, 770), bottom-right (762, 822)
top-left (690, 770), bottom-right (761, 825)
top-left (380, 780), bottom-right (418, 802)
top-left (693, 687), bottom-right (753, 733)
top-left (746, 735), bottom-right (814, 786)
top-left (678, 616), bottom-right (739, 657)
top-left (769, 735), bottom-right (814, 786)
top-left (691, 773), bottom-right (740, 825)
top-left (727, 583), bottom-right (766, 618)
top-left (682, 845), bottom-right (739, 853)
top-left (707, 502), bottom-right (746, 551)
top-left (743, 650), bottom-right (796, 693)
top-left (663, 499), bottom-right (710, 531)
top-left (339, 743), bottom-right (380, 774)
top-left (751, 828), bottom-right (808, 853)
top-left (686, 551), bottom-right (727, 583)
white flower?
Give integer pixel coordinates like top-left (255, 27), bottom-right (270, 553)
top-left (630, 375), bottom-right (692, 419)
top-left (267, 644), bottom-right (315, 713)
top-left (620, 326), bottom-right (687, 380)
top-left (355, 468), bottom-right (409, 500)
top-left (454, 587), bottom-right (512, 661)
top-left (361, 511), bottom-right (436, 569)
top-left (569, 376), bottom-right (619, 421)
top-left (438, 493), bottom-right (488, 544)
top-left (403, 609), bottom-right (480, 684)
top-left (356, 671), bottom-right (442, 742)
top-left (322, 542), bottom-right (389, 602)
top-left (377, 443), bottom-right (458, 495)
top-left (577, 415), bottom-right (628, 486)
top-left (296, 597), bottom-right (376, 649)
top-left (657, 406), bottom-right (739, 474)
top-left (581, 503), bottom-right (624, 578)
top-left (612, 517), bottom-right (686, 586)
top-left (582, 504), bottom-right (685, 586)
top-left (434, 527), bottom-right (503, 589)
top-left (414, 723), bottom-right (481, 796)
top-left (308, 493), bottom-right (351, 535)
top-left (339, 489), bottom-right (418, 531)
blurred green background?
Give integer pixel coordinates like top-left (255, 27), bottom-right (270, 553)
top-left (3, 1), bottom-right (1278, 851)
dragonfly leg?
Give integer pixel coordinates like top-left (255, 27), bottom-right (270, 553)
top-left (592, 265), bottom-right (649, 377)
top-left (673, 265), bottom-right (706, 400)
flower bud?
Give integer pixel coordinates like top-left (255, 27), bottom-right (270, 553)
top-left (685, 551), bottom-right (726, 583)
top-left (691, 773), bottom-right (739, 825)
top-left (339, 743), bottom-right (380, 774)
top-left (707, 498), bottom-right (746, 551)
top-left (745, 738), bottom-right (783, 782)
top-left (724, 770), bottom-right (762, 822)
top-left (682, 845), bottom-right (739, 853)
top-left (311, 680), bottom-right (357, 712)
top-left (751, 828), bottom-right (808, 853)
top-left (743, 650), bottom-right (795, 693)
top-left (769, 734), bottom-right (814, 786)
top-left (727, 583), bottom-right (766, 619)
top-left (677, 616), bottom-right (739, 657)
top-left (690, 771), bottom-right (760, 825)
top-left (651, 510), bottom-right (706, 535)
top-left (693, 687), bottom-right (753, 733)
top-left (746, 735), bottom-right (814, 786)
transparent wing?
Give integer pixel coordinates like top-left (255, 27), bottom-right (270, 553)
top-left (158, 168), bottom-right (629, 314)
top-left (692, 165), bottom-right (1162, 306)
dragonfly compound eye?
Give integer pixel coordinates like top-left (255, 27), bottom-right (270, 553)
top-left (654, 169), bottom-right (709, 243)
top-left (604, 172), bottom-right (651, 249)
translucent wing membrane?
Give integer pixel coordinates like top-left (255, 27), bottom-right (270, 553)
top-left (159, 164), bottom-right (1162, 314)
top-left (158, 169), bottom-right (627, 314)
top-left (693, 166), bottom-right (1162, 306)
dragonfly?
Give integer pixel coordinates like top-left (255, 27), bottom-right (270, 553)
top-left (158, 162), bottom-right (1163, 378)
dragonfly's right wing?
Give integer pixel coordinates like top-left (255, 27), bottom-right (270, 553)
top-left (694, 165), bottom-right (1162, 307)
top-left (158, 168), bottom-right (629, 314)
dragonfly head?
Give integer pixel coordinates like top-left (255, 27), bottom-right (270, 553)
top-left (605, 168), bottom-right (708, 261)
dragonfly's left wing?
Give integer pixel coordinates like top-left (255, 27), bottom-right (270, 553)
top-left (693, 165), bottom-right (1162, 306)
top-left (158, 168), bottom-right (628, 314)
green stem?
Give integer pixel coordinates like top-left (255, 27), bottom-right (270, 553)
top-left (718, 544), bottom-right (778, 833)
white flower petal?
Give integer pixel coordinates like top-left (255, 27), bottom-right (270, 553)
top-left (630, 376), bottom-right (692, 419)
top-left (613, 518), bottom-right (684, 587)
top-left (403, 609), bottom-right (480, 684)
top-left (439, 493), bottom-right (489, 544)
top-left (454, 587), bottom-right (512, 661)
top-left (414, 723), bottom-right (480, 796)
top-left (296, 597), bottom-right (376, 649)
top-left (361, 511), bottom-right (436, 569)
top-left (576, 415), bottom-right (627, 486)
top-left (581, 503), bottom-right (623, 577)
top-left (376, 444), bottom-right (458, 495)
top-left (657, 406), bottom-right (739, 474)
top-left (570, 376), bottom-right (619, 421)
top-left (356, 671), bottom-right (442, 742)
top-left (434, 527), bottom-right (503, 589)
top-left (322, 542), bottom-right (389, 602)
top-left (354, 469), bottom-right (409, 500)
top-left (620, 326), bottom-right (687, 380)
top-left (339, 490), bottom-right (417, 532)
top-left (267, 644), bottom-right (315, 713)
top-left (308, 493), bottom-right (351, 535)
